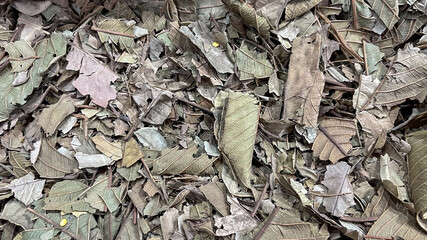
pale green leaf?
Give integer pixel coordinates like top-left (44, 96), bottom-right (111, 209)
top-left (117, 162), bottom-right (141, 181)
top-left (9, 151), bottom-right (32, 177)
top-left (366, 0), bottom-right (399, 30)
top-left (59, 213), bottom-right (98, 240)
top-left (3, 40), bottom-right (36, 72)
top-left (96, 19), bottom-right (135, 51)
top-left (236, 43), bottom-right (274, 80)
top-left (84, 175), bottom-right (109, 211)
top-left (0, 199), bottom-right (33, 230)
top-left (359, 41), bottom-right (386, 79)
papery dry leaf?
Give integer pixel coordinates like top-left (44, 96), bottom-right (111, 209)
top-left (91, 134), bottom-right (123, 161)
top-left (140, 91), bottom-right (173, 125)
top-left (380, 154), bottom-right (410, 202)
top-left (375, 44), bottom-right (427, 108)
top-left (353, 75), bottom-right (380, 111)
top-left (312, 117), bottom-right (357, 163)
top-left (236, 43), bottom-right (274, 80)
top-left (44, 180), bottom-right (94, 213)
top-left (150, 145), bottom-right (217, 175)
top-left (75, 152), bottom-right (114, 169)
top-left (11, 0), bottom-right (51, 16)
top-left (95, 19), bottom-right (135, 51)
top-left (222, 0), bottom-right (272, 38)
top-left (407, 129), bottom-right (427, 232)
top-left (285, 0), bottom-right (322, 21)
top-left (122, 137), bottom-right (143, 167)
top-left (215, 91), bottom-right (259, 189)
top-left (215, 197), bottom-right (258, 236)
top-left (66, 45), bottom-right (119, 108)
top-left (321, 162), bottom-right (355, 217)
top-left (9, 151), bottom-right (32, 177)
top-left (3, 40), bottom-right (36, 72)
top-left (359, 41), bottom-right (386, 80)
top-left (366, 0), bottom-right (399, 30)
top-left (38, 95), bottom-right (75, 136)
top-left (255, 0), bottom-right (288, 29)
top-left (283, 32), bottom-right (324, 128)
top-left (6, 172), bottom-right (45, 205)
top-left (33, 138), bottom-right (78, 178)
top-left (200, 182), bottom-right (230, 216)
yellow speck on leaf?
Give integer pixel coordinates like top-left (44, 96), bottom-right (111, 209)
top-left (60, 219), bottom-right (67, 227)
top-left (212, 42), bottom-right (220, 47)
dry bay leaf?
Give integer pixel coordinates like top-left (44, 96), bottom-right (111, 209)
top-left (38, 95), bottom-right (75, 136)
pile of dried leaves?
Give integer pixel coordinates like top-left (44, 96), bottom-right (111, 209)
top-left (0, 0), bottom-right (426, 239)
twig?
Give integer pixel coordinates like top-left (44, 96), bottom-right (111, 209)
top-left (251, 181), bottom-right (269, 217)
top-left (8, 56), bottom-right (40, 61)
top-left (328, 85), bottom-right (355, 92)
top-left (254, 206), bottom-right (279, 240)
top-left (364, 236), bottom-right (394, 240)
top-left (340, 216), bottom-right (378, 222)
top-left (75, 105), bottom-right (98, 109)
top-left (26, 208), bottom-right (79, 240)
top-left (351, 0), bottom-right (359, 30)
top-left (91, 24), bottom-right (135, 38)
top-left (140, 158), bottom-right (166, 201)
top-left (175, 97), bottom-right (213, 114)
top-left (72, 114), bottom-right (89, 139)
top-left (318, 124), bottom-right (347, 156)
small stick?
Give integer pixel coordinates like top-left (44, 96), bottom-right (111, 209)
top-left (8, 56), bottom-right (40, 61)
top-left (91, 25), bottom-right (135, 38)
top-left (73, 114), bottom-right (89, 139)
top-left (251, 181), bottom-right (269, 217)
top-left (328, 85), bottom-right (355, 92)
top-left (254, 206), bottom-right (279, 240)
top-left (175, 97), bottom-right (213, 114)
top-left (26, 208), bottom-right (79, 240)
top-left (75, 105), bottom-right (98, 109)
top-left (364, 236), bottom-right (394, 240)
top-left (340, 216), bottom-right (378, 222)
top-left (351, 0), bottom-right (359, 30)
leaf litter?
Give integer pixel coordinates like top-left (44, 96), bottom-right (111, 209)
top-left (0, 0), bottom-right (426, 239)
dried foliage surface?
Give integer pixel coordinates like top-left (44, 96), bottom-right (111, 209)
top-left (0, 0), bottom-right (426, 239)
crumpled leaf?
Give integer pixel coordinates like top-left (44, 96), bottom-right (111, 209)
top-left (3, 40), bottom-right (36, 72)
top-left (134, 127), bottom-right (167, 151)
top-left (140, 91), bottom-right (173, 125)
top-left (0, 199), bottom-right (33, 230)
top-left (285, 0), bottom-right (322, 21)
top-left (9, 151), bottom-right (32, 177)
top-left (380, 154), bottom-right (410, 202)
top-left (75, 152), bottom-right (114, 168)
top-left (215, 197), bottom-right (258, 236)
top-left (374, 44), bottom-right (427, 108)
top-left (366, 0), bottom-right (399, 30)
top-left (84, 175), bottom-right (109, 211)
top-left (331, 20), bottom-right (370, 53)
top-left (95, 19), bottom-right (135, 51)
top-left (6, 172), bottom-right (45, 205)
top-left (180, 21), bottom-right (234, 74)
top-left (200, 182), bottom-right (230, 216)
top-left (222, 0), bottom-right (272, 38)
top-left (321, 162), bottom-right (355, 217)
top-left (66, 45), bottom-right (119, 108)
top-left (38, 95), bottom-right (75, 136)
top-left (91, 134), bottom-right (123, 161)
top-left (59, 213), bottom-right (98, 240)
top-left (122, 137), bottom-right (144, 167)
top-left (33, 138), bottom-right (78, 178)
top-left (312, 117), bottom-right (357, 163)
top-left (283, 32), bottom-right (325, 128)
top-left (214, 91), bottom-right (259, 189)
top-left (243, 208), bottom-right (329, 240)
top-left (255, 0), bottom-right (288, 29)
top-left (117, 162), bottom-right (141, 181)
top-left (99, 185), bottom-right (126, 212)
top-left (17, 15), bottom-right (48, 42)
top-left (150, 145), bottom-right (217, 175)
top-left (359, 41), bottom-right (386, 80)
top-left (353, 75), bottom-right (381, 111)
top-left (44, 180), bottom-right (94, 213)
top-left (196, 0), bottom-right (228, 21)
top-left (0, 32), bottom-right (66, 122)
top-left (407, 129), bottom-right (427, 232)
top-left (10, 0), bottom-right (51, 16)
top-left (236, 43), bottom-right (274, 80)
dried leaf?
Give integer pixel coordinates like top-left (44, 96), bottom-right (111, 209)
top-left (117, 162), bottom-right (141, 181)
top-left (134, 127), bottom-right (168, 151)
top-left (11, 0), bottom-right (51, 16)
top-left (243, 208), bottom-right (329, 240)
top-left (215, 91), bottom-right (259, 188)
top-left (200, 182), bottom-right (230, 216)
top-left (60, 213), bottom-right (98, 240)
top-left (255, 0), bottom-right (288, 28)
top-left (38, 95), bottom-right (75, 136)
top-left (353, 75), bottom-right (380, 111)
top-left (44, 180), bottom-right (94, 213)
top-left (9, 151), bottom-right (32, 177)
top-left (140, 91), bottom-right (173, 125)
top-left (66, 45), bottom-right (119, 108)
top-left (122, 137), bottom-right (143, 167)
top-left (95, 19), bottom-right (135, 51)
top-left (359, 41), bottom-right (386, 80)
top-left (375, 45), bottom-right (427, 107)
top-left (222, 0), bottom-right (272, 38)
top-left (236, 43), bottom-right (274, 80)
top-left (151, 146), bottom-right (217, 175)
top-left (283, 32), bottom-right (325, 128)
top-left (407, 129), bottom-right (427, 232)
top-left (312, 117), bottom-right (357, 163)
top-left (3, 40), bottom-right (36, 72)
top-left (367, 205), bottom-right (427, 239)
top-left (6, 172), bottom-right (45, 205)
top-left (215, 197), bottom-right (258, 236)
top-left (84, 175), bottom-right (109, 211)
top-left (321, 162), bottom-right (355, 217)
top-left (0, 199), bottom-right (33, 230)
top-left (91, 134), bottom-right (123, 161)
top-left (0, 33), bottom-right (67, 122)
top-left (380, 154), bottom-right (410, 202)
top-left (33, 138), bottom-right (78, 178)
top-left (180, 21), bottom-right (234, 74)
top-left (75, 152), bottom-right (114, 168)
top-left (366, 0), bottom-right (399, 30)
top-left (285, 0), bottom-right (322, 21)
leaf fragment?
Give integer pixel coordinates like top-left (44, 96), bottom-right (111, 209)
top-left (312, 117), bottom-right (357, 163)
top-left (122, 137), bottom-right (143, 167)
top-left (6, 172), bottom-right (45, 205)
top-left (236, 43), bottom-right (274, 80)
top-left (38, 95), bottom-right (75, 136)
top-left (366, 0), bottom-right (399, 30)
top-left (91, 134), bottom-right (123, 161)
